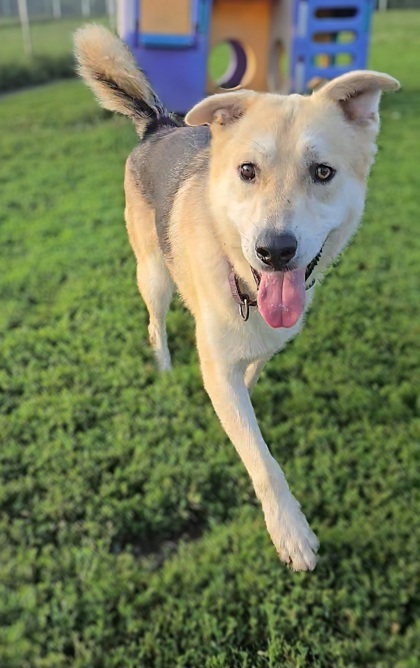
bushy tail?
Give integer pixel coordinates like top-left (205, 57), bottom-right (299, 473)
top-left (74, 24), bottom-right (168, 137)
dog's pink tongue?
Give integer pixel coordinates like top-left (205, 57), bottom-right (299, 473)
top-left (257, 268), bottom-right (306, 329)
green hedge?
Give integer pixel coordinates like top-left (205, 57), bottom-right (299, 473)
top-left (0, 54), bottom-right (75, 92)
top-left (0, 17), bottom-right (108, 93)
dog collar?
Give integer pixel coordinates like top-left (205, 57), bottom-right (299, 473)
top-left (228, 268), bottom-right (257, 322)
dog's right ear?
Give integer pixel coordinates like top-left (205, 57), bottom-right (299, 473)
top-left (185, 90), bottom-right (257, 127)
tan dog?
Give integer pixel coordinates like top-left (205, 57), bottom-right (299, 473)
top-left (74, 26), bottom-right (399, 571)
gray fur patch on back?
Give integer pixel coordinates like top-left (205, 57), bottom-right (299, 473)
top-left (130, 126), bottom-right (211, 256)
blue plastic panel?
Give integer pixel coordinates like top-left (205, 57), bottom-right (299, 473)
top-left (290, 0), bottom-right (374, 93)
top-left (140, 33), bottom-right (196, 48)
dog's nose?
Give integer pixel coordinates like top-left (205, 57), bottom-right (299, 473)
top-left (255, 232), bottom-right (298, 270)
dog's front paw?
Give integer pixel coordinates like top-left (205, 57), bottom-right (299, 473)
top-left (264, 494), bottom-right (319, 571)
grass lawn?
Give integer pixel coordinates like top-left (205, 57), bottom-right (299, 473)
top-left (0, 10), bottom-right (419, 668)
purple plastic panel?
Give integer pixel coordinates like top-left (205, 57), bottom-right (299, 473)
top-left (131, 39), bottom-right (210, 112)
top-left (120, 0), bottom-right (212, 113)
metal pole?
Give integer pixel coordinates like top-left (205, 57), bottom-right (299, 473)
top-left (378, 0), bottom-right (388, 10)
top-left (81, 0), bottom-right (91, 18)
top-left (17, 0), bottom-right (33, 57)
top-left (52, 0), bottom-right (62, 19)
top-left (106, 0), bottom-right (116, 32)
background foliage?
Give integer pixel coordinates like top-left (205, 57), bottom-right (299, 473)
top-left (0, 17), bottom-right (108, 92)
top-left (0, 10), bottom-right (419, 668)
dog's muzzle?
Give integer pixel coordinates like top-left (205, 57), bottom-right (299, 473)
top-left (229, 243), bottom-right (324, 322)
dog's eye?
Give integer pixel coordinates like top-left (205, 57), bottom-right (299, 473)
top-left (311, 164), bottom-right (336, 183)
top-left (239, 163), bottom-right (257, 182)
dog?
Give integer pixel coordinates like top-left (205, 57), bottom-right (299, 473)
top-left (74, 25), bottom-right (399, 571)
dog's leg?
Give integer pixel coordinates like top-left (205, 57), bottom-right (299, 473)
top-left (197, 331), bottom-right (319, 571)
top-left (136, 259), bottom-right (173, 371)
top-left (125, 168), bottom-right (173, 371)
top-left (245, 358), bottom-right (269, 393)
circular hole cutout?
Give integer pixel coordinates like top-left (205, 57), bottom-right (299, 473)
top-left (208, 39), bottom-right (256, 89)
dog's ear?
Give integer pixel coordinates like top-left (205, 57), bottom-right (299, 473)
top-left (316, 70), bottom-right (400, 127)
top-left (185, 90), bottom-right (257, 127)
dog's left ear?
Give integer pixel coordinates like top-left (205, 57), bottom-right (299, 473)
top-left (185, 90), bottom-right (257, 127)
top-left (316, 70), bottom-right (400, 127)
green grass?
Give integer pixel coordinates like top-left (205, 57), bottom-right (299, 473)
top-left (0, 10), bottom-right (419, 668)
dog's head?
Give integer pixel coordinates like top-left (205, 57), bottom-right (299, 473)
top-left (186, 71), bottom-right (399, 328)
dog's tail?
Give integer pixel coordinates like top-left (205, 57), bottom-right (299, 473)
top-left (74, 24), bottom-right (174, 138)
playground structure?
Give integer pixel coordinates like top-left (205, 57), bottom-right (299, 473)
top-left (117, 0), bottom-right (374, 113)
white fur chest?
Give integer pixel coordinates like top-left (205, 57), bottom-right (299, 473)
top-left (206, 285), bottom-right (317, 365)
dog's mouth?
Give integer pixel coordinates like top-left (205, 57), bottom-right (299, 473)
top-left (249, 247), bottom-right (323, 329)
